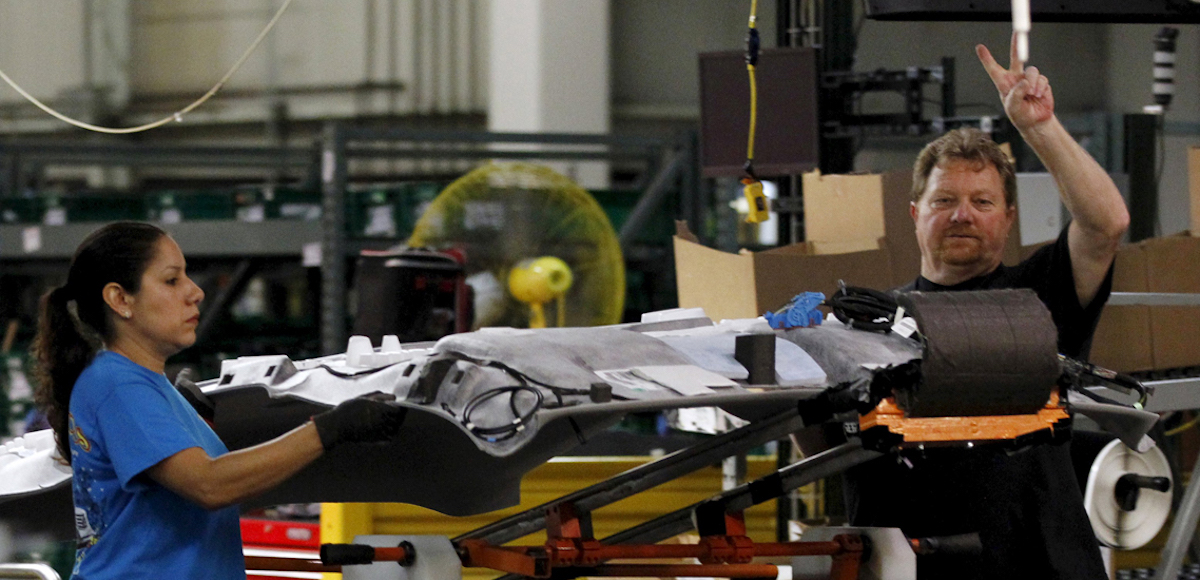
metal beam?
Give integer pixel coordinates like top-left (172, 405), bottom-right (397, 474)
top-left (339, 127), bottom-right (665, 149)
top-left (455, 407), bottom-right (810, 546)
top-left (490, 440), bottom-right (882, 580)
top-left (1108, 292), bottom-right (1200, 307)
top-left (194, 259), bottom-right (257, 344)
top-left (617, 150), bottom-right (684, 250)
top-left (320, 122), bottom-right (348, 355)
top-left (0, 221), bottom-right (322, 259)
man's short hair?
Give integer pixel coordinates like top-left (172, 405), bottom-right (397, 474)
top-left (911, 127), bottom-right (1017, 207)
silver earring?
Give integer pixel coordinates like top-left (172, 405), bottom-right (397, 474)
top-left (122, 311), bottom-right (131, 319)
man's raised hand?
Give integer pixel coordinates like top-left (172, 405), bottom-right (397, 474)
top-left (976, 31), bottom-right (1054, 131)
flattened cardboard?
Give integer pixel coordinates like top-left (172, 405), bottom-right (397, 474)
top-left (880, 171), bottom-right (923, 281)
top-left (1091, 234), bottom-right (1200, 372)
top-left (1144, 235), bottom-right (1200, 370)
top-left (1090, 243), bottom-right (1154, 371)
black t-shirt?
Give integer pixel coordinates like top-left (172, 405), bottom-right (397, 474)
top-left (846, 226), bottom-right (1114, 580)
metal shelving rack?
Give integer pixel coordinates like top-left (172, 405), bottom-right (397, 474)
top-left (0, 141), bottom-right (316, 259)
top-left (314, 123), bottom-right (699, 354)
top-left (0, 127), bottom-right (701, 356)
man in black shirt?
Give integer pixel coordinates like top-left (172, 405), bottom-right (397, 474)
top-left (845, 35), bottom-right (1130, 578)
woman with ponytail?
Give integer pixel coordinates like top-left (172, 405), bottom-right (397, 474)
top-left (32, 222), bottom-right (407, 579)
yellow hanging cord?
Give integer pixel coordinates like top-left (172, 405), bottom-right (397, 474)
top-left (746, 0), bottom-right (759, 165)
top-left (0, 0), bottom-right (294, 134)
top-left (742, 0), bottom-right (769, 223)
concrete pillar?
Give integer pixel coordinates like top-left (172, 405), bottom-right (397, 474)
top-left (488, 0), bottom-right (610, 188)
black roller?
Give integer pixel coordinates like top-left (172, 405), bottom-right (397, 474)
top-left (895, 289), bottom-right (1060, 417)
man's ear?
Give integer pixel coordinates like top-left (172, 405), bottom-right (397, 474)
top-left (910, 200), bottom-right (919, 223)
top-left (102, 282), bottom-right (131, 318)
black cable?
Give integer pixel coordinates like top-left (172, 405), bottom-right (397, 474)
top-left (826, 283), bottom-right (899, 333)
top-left (442, 351), bottom-right (590, 396)
top-left (1069, 384), bottom-right (1131, 407)
top-left (461, 385), bottom-right (544, 442)
top-left (1058, 355), bottom-right (1150, 408)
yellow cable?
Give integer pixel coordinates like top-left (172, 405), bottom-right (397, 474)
top-left (746, 0), bottom-right (758, 165)
top-left (740, 0), bottom-right (769, 224)
top-left (1166, 413), bottom-right (1200, 437)
top-left (747, 65), bottom-right (757, 162)
top-left (0, 0), bottom-right (295, 134)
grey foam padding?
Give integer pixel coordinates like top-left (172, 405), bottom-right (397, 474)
top-left (780, 322), bottom-right (923, 386)
top-left (779, 321), bottom-right (923, 415)
top-left (897, 289), bottom-right (1061, 417)
top-left (1067, 392), bottom-right (1160, 452)
top-left (656, 334), bottom-right (826, 386)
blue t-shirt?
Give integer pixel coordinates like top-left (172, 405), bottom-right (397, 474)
top-left (68, 351), bottom-right (245, 580)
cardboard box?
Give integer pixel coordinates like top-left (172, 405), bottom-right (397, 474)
top-left (1091, 234), bottom-right (1200, 372)
top-left (673, 226), bottom-right (895, 322)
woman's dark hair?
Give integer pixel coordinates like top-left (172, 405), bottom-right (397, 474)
top-left (32, 221), bottom-right (168, 463)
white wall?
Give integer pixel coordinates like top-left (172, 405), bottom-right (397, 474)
top-left (0, 2), bottom-right (86, 105)
top-left (1, 0), bottom-right (487, 128)
top-left (131, 0), bottom-right (485, 120)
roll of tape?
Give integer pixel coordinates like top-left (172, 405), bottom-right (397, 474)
top-left (1084, 439), bottom-right (1172, 550)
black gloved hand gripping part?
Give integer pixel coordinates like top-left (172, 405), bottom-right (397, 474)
top-left (313, 396), bottom-right (407, 451)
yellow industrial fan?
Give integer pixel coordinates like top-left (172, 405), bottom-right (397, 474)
top-left (407, 162), bottom-right (624, 329)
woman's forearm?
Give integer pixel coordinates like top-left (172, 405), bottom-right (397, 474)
top-left (148, 422), bottom-right (324, 510)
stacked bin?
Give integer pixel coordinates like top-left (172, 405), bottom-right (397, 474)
top-left (346, 182), bottom-right (445, 239)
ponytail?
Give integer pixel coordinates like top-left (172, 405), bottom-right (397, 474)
top-left (32, 286), bottom-right (99, 464)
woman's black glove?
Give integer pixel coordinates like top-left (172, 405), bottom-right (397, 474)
top-left (312, 395), bottom-right (407, 451)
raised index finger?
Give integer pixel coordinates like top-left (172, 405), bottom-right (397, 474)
top-left (976, 43), bottom-right (1007, 85)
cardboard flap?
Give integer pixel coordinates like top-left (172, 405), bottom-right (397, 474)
top-left (673, 236), bottom-right (758, 322)
top-left (802, 170), bottom-right (887, 246)
top-left (752, 247), bottom-right (895, 311)
top-left (762, 242), bottom-right (817, 257)
top-left (808, 238), bottom-right (881, 255)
